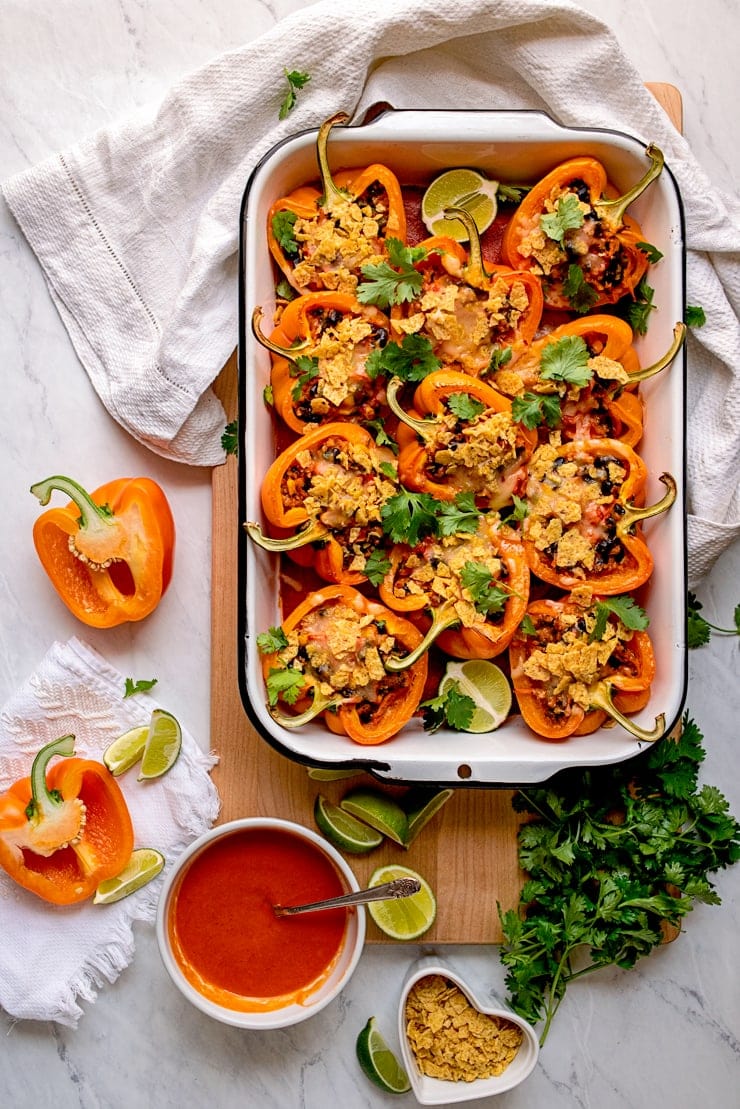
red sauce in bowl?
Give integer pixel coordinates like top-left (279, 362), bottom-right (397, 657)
top-left (168, 826), bottom-right (349, 1012)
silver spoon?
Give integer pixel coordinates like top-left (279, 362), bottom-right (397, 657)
top-left (273, 876), bottom-right (421, 917)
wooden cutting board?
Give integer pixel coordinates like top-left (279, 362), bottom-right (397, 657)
top-left (210, 85), bottom-right (682, 943)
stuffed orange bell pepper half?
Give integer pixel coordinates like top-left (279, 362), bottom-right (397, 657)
top-left (0, 736), bottom-right (134, 904)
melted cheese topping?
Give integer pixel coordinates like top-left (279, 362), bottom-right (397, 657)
top-left (291, 194), bottom-right (387, 293)
top-left (427, 410), bottom-right (522, 507)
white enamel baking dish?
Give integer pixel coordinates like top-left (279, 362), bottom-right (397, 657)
top-left (236, 108), bottom-right (686, 785)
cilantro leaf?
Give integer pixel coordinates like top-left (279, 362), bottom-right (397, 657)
top-left (381, 490), bottom-right (441, 545)
top-left (486, 346), bottom-right (513, 375)
top-left (379, 461), bottom-right (398, 480)
top-left (628, 279), bottom-right (657, 335)
top-left (278, 69), bottom-right (311, 121)
top-left (290, 355), bottom-right (319, 400)
top-left (686, 304), bottom-right (707, 328)
top-left (519, 614), bottom-right (537, 636)
top-left (562, 264), bottom-right (599, 314)
top-left (271, 209), bottom-right (299, 256)
top-left (275, 276), bottom-right (297, 301)
top-left (459, 561), bottom-right (509, 616)
top-left (263, 384), bottom-right (274, 407)
top-left (363, 549), bottom-right (392, 587)
top-left (589, 596), bottom-right (649, 641)
top-left (687, 590), bottom-right (740, 647)
top-left (511, 391), bottom-right (562, 430)
top-left (540, 194), bottom-right (584, 246)
top-left (266, 667), bottom-right (306, 706)
top-left (256, 626), bottom-right (289, 654)
top-left (365, 334), bottom-right (440, 382)
top-left (435, 492), bottom-right (482, 537)
top-left (421, 681), bottom-right (476, 732)
top-left (540, 335), bottom-right (592, 387)
top-left (123, 677), bottom-right (158, 698)
top-left (221, 420), bottom-right (238, 456)
top-left (356, 239), bottom-right (428, 308)
top-left (363, 419), bottom-right (399, 454)
top-left (637, 241), bottom-right (664, 264)
top-left (446, 393), bottom-right (486, 421)
top-left (499, 494), bottom-right (529, 526)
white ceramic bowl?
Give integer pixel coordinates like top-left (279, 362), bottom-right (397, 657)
top-left (397, 956), bottom-right (539, 1103)
top-left (155, 817), bottom-right (365, 1029)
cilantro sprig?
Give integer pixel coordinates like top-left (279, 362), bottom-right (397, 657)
top-left (271, 209), bottom-right (299, 256)
top-left (539, 334), bottom-right (592, 387)
top-left (123, 677), bottom-right (158, 698)
top-left (221, 420), bottom-right (238, 457)
top-left (687, 591), bottom-right (740, 648)
top-left (589, 596), bottom-right (650, 642)
top-left (278, 69), bottom-right (311, 120)
top-left (511, 391), bottom-right (562, 430)
top-left (421, 681), bottom-right (476, 732)
top-left (256, 626), bottom-right (289, 654)
top-left (499, 714), bottom-right (740, 1043)
top-left (540, 194), bottom-right (585, 246)
top-left (265, 667), bottom-right (306, 707)
top-left (357, 239), bottom-right (429, 308)
top-left (459, 561), bottom-right (510, 616)
top-left (366, 334), bottom-right (441, 382)
top-left (381, 490), bottom-right (481, 545)
top-left (563, 264), bottom-right (599, 314)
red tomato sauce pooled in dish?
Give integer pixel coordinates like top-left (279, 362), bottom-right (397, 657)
top-left (169, 827), bottom-right (349, 1011)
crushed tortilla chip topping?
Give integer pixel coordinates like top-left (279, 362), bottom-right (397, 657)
top-left (405, 975), bottom-right (523, 1083)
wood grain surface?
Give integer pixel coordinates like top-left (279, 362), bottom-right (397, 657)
top-left (210, 86), bottom-right (682, 944)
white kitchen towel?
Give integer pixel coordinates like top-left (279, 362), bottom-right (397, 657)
top-left (2, 0), bottom-right (739, 586)
top-left (0, 638), bottom-right (219, 1027)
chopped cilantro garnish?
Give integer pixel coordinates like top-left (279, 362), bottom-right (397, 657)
top-left (511, 391), bottom-right (562, 430)
top-left (290, 355), bottom-right (319, 400)
top-left (278, 69), bottom-right (311, 121)
top-left (446, 393), bottom-right (486, 421)
top-left (687, 590), bottom-right (740, 648)
top-left (540, 194), bottom-right (584, 246)
top-left (459, 561), bottom-right (509, 616)
top-left (365, 334), bottom-right (440, 382)
top-left (421, 681), bottom-right (476, 732)
top-left (540, 335), bottom-right (592, 387)
top-left (637, 241), bottom-right (664, 264)
top-left (589, 596), bottom-right (649, 642)
top-left (221, 420), bottom-right (238, 456)
top-left (363, 419), bottom-right (399, 453)
top-left (363, 549), bottom-right (392, 587)
top-left (266, 667), bottom-right (305, 706)
top-left (435, 493), bottom-right (482, 537)
top-left (486, 346), bottom-right (513, 375)
top-left (271, 209), bottom-right (299, 256)
top-left (563, 264), bottom-right (599, 314)
top-left (381, 490), bottom-right (441, 545)
top-left (256, 626), bottom-right (289, 654)
top-left (123, 677), bottom-right (158, 698)
top-left (628, 279), bottom-right (657, 335)
top-left (518, 614), bottom-right (536, 636)
top-left (356, 239), bottom-right (429, 308)
top-left (686, 304), bottom-right (707, 328)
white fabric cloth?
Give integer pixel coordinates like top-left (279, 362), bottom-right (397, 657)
top-left (3, 0), bottom-right (740, 585)
top-left (0, 638), bottom-right (219, 1027)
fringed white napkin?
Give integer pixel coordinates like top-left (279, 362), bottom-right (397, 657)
top-left (0, 638), bottom-right (219, 1027)
top-left (2, 0), bottom-right (739, 584)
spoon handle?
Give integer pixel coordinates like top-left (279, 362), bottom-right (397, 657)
top-left (274, 876), bottom-right (421, 917)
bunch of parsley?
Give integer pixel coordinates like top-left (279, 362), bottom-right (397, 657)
top-left (499, 714), bottom-right (740, 1043)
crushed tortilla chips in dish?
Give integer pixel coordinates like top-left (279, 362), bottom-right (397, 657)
top-left (404, 975), bottom-right (523, 1082)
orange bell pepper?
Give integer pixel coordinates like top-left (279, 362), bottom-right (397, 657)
top-left (267, 112), bottom-right (406, 295)
top-left (0, 735), bottom-right (134, 905)
top-left (501, 146), bottom-right (664, 311)
top-left (509, 596), bottom-right (663, 741)
top-left (245, 422), bottom-right (397, 586)
top-left (31, 475), bottom-right (175, 628)
top-left (252, 290), bottom-right (391, 434)
top-left (258, 585), bottom-right (427, 744)
top-left (389, 207), bottom-right (543, 376)
top-left (378, 519), bottom-right (529, 664)
top-left (387, 370), bottom-right (537, 509)
top-left (521, 439), bottom-right (676, 594)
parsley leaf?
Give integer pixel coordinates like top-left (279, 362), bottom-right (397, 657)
top-left (363, 549), bottom-right (392, 587)
top-left (637, 241), bottom-right (664, 264)
top-left (123, 677), bottom-right (158, 698)
top-left (686, 304), bottom-right (707, 328)
top-left (221, 420), bottom-right (238, 456)
top-left (266, 667), bottom-right (306, 706)
top-left (687, 590), bottom-right (740, 647)
top-left (459, 561), bottom-right (509, 616)
top-left (365, 334), bottom-right (440, 382)
top-left (628, 279), bottom-right (657, 335)
top-left (540, 335), bottom-right (592, 387)
top-left (271, 209), bottom-right (299, 256)
top-left (563, 264), bottom-right (599, 314)
top-left (356, 239), bottom-right (428, 308)
top-left (278, 68), bottom-right (311, 120)
top-left (381, 490), bottom-right (441, 545)
top-left (589, 596), bottom-right (649, 641)
top-left (540, 194), bottom-right (584, 246)
top-left (256, 626), bottom-right (289, 654)
top-left (421, 681), bottom-right (476, 732)
top-left (446, 393), bottom-right (486, 421)
top-left (511, 391), bottom-right (562, 430)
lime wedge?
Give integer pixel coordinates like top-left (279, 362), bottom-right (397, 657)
top-left (421, 167), bottom-right (499, 241)
top-left (439, 659), bottom-right (513, 733)
top-left (340, 788), bottom-right (409, 846)
top-left (137, 709), bottom-right (182, 780)
top-left (307, 766), bottom-right (362, 781)
top-left (314, 794), bottom-right (383, 854)
top-left (402, 787), bottom-right (454, 847)
top-left (103, 725), bottom-right (149, 776)
top-left (367, 864), bottom-right (436, 940)
top-left (356, 1016), bottom-right (411, 1094)
top-left (93, 848), bottom-right (165, 905)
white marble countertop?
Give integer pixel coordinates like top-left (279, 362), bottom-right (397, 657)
top-left (1, 1), bottom-right (738, 1106)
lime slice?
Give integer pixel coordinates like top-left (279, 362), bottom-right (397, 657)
top-left (103, 725), bottom-right (149, 776)
top-left (340, 788), bottom-right (409, 846)
top-left (439, 659), bottom-right (513, 733)
top-left (367, 864), bottom-right (436, 940)
top-left (421, 167), bottom-right (499, 241)
top-left (402, 787), bottom-right (454, 847)
top-left (314, 794), bottom-right (383, 854)
top-left (137, 709), bottom-right (182, 780)
top-left (93, 848), bottom-right (165, 905)
top-left (356, 1016), bottom-right (411, 1094)
top-left (307, 766), bottom-right (361, 781)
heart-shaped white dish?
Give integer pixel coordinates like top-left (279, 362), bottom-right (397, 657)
top-left (397, 957), bottom-right (539, 1104)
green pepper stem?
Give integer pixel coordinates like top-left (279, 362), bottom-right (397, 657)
top-left (384, 603), bottom-right (459, 672)
top-left (245, 519), bottom-right (330, 551)
top-left (618, 473), bottom-right (677, 534)
top-left (316, 111), bottom-right (351, 209)
top-left (589, 685), bottom-right (665, 743)
top-left (269, 687), bottom-right (340, 729)
top-left (443, 205), bottom-right (489, 285)
top-left (385, 377), bottom-right (439, 440)
top-left (594, 144), bottom-right (664, 226)
top-left (28, 735), bottom-right (76, 820)
top-left (627, 323), bottom-right (686, 383)
top-left (251, 307), bottom-right (311, 361)
top-left (30, 476), bottom-right (114, 535)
